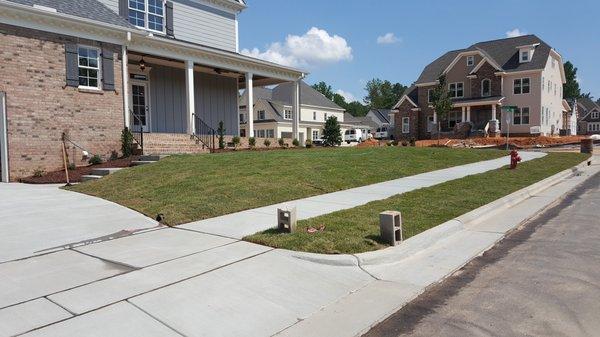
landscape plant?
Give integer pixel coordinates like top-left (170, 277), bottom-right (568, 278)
top-left (248, 137), bottom-right (256, 148)
top-left (430, 75), bottom-right (453, 145)
top-left (232, 136), bottom-right (240, 149)
top-left (292, 138), bottom-right (300, 147)
top-left (263, 139), bottom-right (271, 147)
top-left (88, 154), bottom-right (103, 165)
top-left (217, 121), bottom-right (226, 149)
top-left (305, 139), bottom-right (313, 148)
top-left (278, 138), bottom-right (285, 147)
top-left (121, 127), bottom-right (134, 157)
top-left (322, 116), bottom-right (342, 146)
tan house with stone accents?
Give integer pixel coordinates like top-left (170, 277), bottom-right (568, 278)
top-left (392, 35), bottom-right (567, 141)
top-left (0, 0), bottom-right (306, 182)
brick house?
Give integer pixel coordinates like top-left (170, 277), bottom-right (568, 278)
top-left (392, 35), bottom-right (568, 141)
top-left (0, 0), bottom-right (305, 182)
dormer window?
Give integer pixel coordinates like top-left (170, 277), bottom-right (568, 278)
top-left (467, 56), bottom-right (475, 66)
top-left (520, 49), bottom-right (530, 62)
top-left (129, 0), bottom-right (165, 33)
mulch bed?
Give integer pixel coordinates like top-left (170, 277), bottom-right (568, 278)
top-left (20, 156), bottom-right (139, 184)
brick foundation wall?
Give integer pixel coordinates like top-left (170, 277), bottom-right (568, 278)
top-left (0, 24), bottom-right (124, 181)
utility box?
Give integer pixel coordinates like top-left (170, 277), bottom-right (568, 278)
top-left (278, 207), bottom-right (297, 233)
top-left (379, 211), bottom-right (403, 246)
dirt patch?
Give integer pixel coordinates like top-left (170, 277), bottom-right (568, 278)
top-left (20, 156), bottom-right (139, 184)
top-left (417, 136), bottom-right (587, 149)
top-left (356, 139), bottom-right (388, 148)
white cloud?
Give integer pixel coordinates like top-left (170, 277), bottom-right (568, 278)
top-left (506, 28), bottom-right (526, 38)
top-left (377, 33), bottom-right (400, 45)
top-left (335, 89), bottom-right (356, 102)
top-left (241, 27), bottom-right (353, 68)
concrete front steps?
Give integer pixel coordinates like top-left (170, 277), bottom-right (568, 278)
top-left (140, 133), bottom-right (211, 155)
top-left (131, 155), bottom-right (169, 166)
top-left (82, 156), bottom-right (169, 181)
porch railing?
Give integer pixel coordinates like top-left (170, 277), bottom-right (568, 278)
top-left (130, 110), bottom-right (145, 154)
top-left (193, 113), bottom-right (216, 152)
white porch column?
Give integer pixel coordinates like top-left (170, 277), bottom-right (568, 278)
top-left (461, 106), bottom-right (466, 122)
top-left (292, 80), bottom-right (300, 141)
top-left (245, 72), bottom-right (254, 138)
top-left (185, 60), bottom-right (196, 134)
top-left (121, 46), bottom-right (130, 128)
top-left (433, 110), bottom-right (437, 124)
top-left (491, 104), bottom-right (497, 121)
top-left (466, 106), bottom-right (471, 122)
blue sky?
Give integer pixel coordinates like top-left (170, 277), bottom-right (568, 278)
top-left (239, 0), bottom-right (599, 103)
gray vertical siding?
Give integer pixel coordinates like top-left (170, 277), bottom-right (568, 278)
top-left (147, 65), bottom-right (237, 135)
top-left (149, 65), bottom-right (187, 133)
top-left (172, 1), bottom-right (237, 52)
top-left (195, 73), bottom-right (238, 135)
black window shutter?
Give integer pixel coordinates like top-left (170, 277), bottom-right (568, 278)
top-left (102, 48), bottom-right (115, 91)
top-left (65, 43), bottom-right (79, 87)
top-left (119, 0), bottom-right (128, 18)
top-left (166, 1), bottom-right (174, 37)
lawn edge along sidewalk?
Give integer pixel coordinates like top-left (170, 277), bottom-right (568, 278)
top-left (275, 157), bottom-right (599, 337)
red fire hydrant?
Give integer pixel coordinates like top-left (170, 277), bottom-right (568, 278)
top-left (510, 149), bottom-right (522, 169)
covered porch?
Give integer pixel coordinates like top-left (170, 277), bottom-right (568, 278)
top-left (433, 96), bottom-right (505, 137)
top-left (121, 36), bottom-right (305, 153)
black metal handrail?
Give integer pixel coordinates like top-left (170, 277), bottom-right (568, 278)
top-left (130, 110), bottom-right (145, 154)
top-left (193, 113), bottom-right (216, 152)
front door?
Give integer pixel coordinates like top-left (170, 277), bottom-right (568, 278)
top-left (131, 83), bottom-right (149, 132)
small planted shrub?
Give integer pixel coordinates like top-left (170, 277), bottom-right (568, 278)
top-left (217, 121), bottom-right (226, 149)
top-left (67, 163), bottom-right (76, 171)
top-left (305, 139), bottom-right (313, 148)
top-left (121, 127), bottom-right (134, 157)
top-left (278, 138), bottom-right (285, 147)
top-left (232, 136), bottom-right (241, 149)
top-left (33, 168), bottom-right (45, 178)
top-left (292, 138), bottom-right (300, 147)
top-left (409, 137), bottom-right (416, 147)
top-left (248, 137), bottom-right (256, 148)
top-left (386, 141), bottom-right (393, 147)
top-left (401, 140), bottom-right (408, 147)
top-left (110, 150), bottom-right (119, 161)
top-left (263, 139), bottom-right (271, 147)
top-left (88, 154), bottom-right (103, 165)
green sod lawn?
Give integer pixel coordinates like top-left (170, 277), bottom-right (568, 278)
top-left (68, 147), bottom-right (505, 225)
top-left (245, 152), bottom-right (589, 254)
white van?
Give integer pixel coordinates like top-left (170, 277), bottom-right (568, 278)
top-left (344, 128), bottom-right (367, 144)
top-left (375, 126), bottom-right (389, 139)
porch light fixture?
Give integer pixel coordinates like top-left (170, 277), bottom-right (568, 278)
top-left (139, 57), bottom-right (146, 72)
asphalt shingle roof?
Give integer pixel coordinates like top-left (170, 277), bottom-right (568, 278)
top-left (416, 35), bottom-right (553, 84)
top-left (369, 109), bottom-right (392, 124)
top-left (6, 0), bottom-right (134, 28)
top-left (271, 81), bottom-right (344, 110)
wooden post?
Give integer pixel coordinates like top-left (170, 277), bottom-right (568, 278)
top-left (61, 133), bottom-right (71, 186)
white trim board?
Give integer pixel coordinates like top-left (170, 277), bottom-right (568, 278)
top-left (0, 92), bottom-right (9, 182)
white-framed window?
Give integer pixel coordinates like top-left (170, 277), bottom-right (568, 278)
top-left (128, 0), bottom-right (165, 33)
top-left (481, 79), bottom-right (491, 97)
top-left (513, 107), bottom-right (530, 125)
top-left (402, 117), bottom-right (410, 133)
top-left (77, 46), bottom-right (101, 89)
top-left (427, 89), bottom-right (434, 103)
top-left (591, 111), bottom-right (600, 119)
top-left (266, 129), bottom-right (274, 138)
top-left (313, 111), bottom-right (317, 120)
top-left (254, 129), bottom-right (266, 138)
top-left (312, 130), bottom-right (319, 140)
top-left (448, 82), bottom-right (464, 98)
top-left (257, 110), bottom-right (266, 120)
top-left (284, 109), bottom-right (292, 120)
top-left (239, 113), bottom-right (245, 123)
top-left (467, 55), bottom-right (475, 66)
top-left (520, 49), bottom-right (531, 63)
top-left (513, 78), bottom-right (530, 95)
top-left (588, 122), bottom-right (600, 132)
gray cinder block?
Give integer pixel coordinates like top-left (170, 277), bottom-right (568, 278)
top-left (379, 211), bottom-right (403, 246)
top-left (278, 207), bottom-right (297, 233)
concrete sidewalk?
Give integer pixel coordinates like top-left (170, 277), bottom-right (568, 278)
top-left (4, 152), bottom-right (592, 337)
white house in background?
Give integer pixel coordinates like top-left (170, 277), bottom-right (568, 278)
top-left (239, 81), bottom-right (371, 142)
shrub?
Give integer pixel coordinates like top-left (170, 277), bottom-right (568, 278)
top-left (249, 137), bottom-right (256, 148)
top-left (305, 139), bottom-right (313, 148)
top-left (278, 138), bottom-right (285, 147)
top-left (322, 116), bottom-right (342, 146)
top-left (88, 154), bottom-right (103, 165)
top-left (232, 136), bottom-right (241, 149)
top-left (33, 168), bottom-right (45, 177)
top-left (110, 150), bottom-right (119, 161)
top-left (292, 138), bottom-right (300, 147)
top-left (409, 137), bottom-right (416, 147)
top-left (263, 139), bottom-right (271, 147)
top-left (386, 141), bottom-right (394, 147)
top-left (401, 140), bottom-right (408, 147)
top-left (217, 121), bottom-right (226, 149)
top-left (67, 163), bottom-right (76, 171)
top-left (121, 127), bottom-right (134, 157)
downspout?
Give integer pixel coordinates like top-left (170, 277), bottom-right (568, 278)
top-left (0, 92), bottom-right (9, 182)
top-left (122, 32), bottom-right (131, 129)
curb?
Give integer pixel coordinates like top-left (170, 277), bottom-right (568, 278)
top-left (355, 157), bottom-right (591, 266)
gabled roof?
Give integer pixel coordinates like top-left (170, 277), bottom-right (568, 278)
top-left (271, 81), bottom-right (344, 110)
top-left (5, 0), bottom-right (134, 28)
top-left (368, 109), bottom-right (392, 124)
top-left (416, 35), bottom-right (555, 85)
top-left (392, 86), bottom-right (419, 109)
top-left (577, 97), bottom-right (600, 112)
